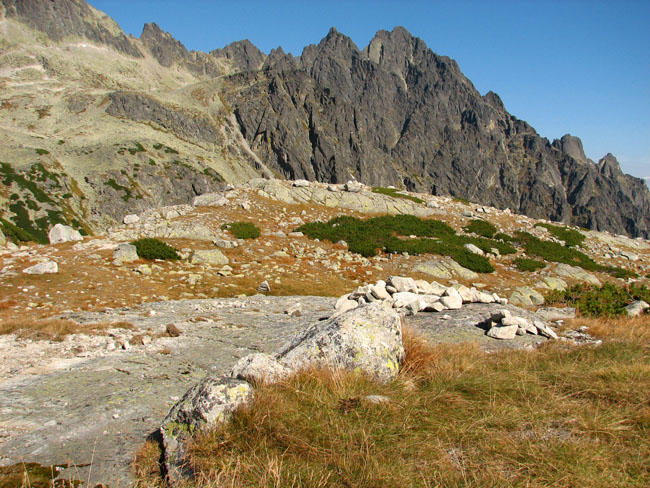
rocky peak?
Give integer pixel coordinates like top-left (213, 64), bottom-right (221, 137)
top-left (555, 134), bottom-right (590, 164)
top-left (598, 153), bottom-right (623, 178)
top-left (139, 22), bottom-right (190, 67)
top-left (262, 46), bottom-right (298, 72)
top-left (1, 0), bottom-right (142, 57)
top-left (211, 40), bottom-right (266, 73)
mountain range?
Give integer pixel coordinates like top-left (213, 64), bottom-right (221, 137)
top-left (0, 0), bottom-right (648, 240)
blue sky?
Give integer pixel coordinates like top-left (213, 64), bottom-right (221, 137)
top-left (88, 0), bottom-right (649, 182)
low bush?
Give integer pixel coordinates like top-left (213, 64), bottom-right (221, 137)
top-left (534, 222), bottom-right (586, 247)
top-left (463, 219), bottom-right (497, 238)
top-left (514, 257), bottom-right (546, 272)
top-left (35, 148), bottom-right (49, 155)
top-left (221, 222), bottom-right (260, 239)
top-left (0, 218), bottom-right (38, 243)
top-left (131, 238), bottom-right (180, 260)
top-left (297, 214), bottom-right (501, 272)
top-left (545, 283), bottom-right (650, 317)
top-left (371, 187), bottom-right (424, 204)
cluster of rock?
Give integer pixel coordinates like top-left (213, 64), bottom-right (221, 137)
top-left (160, 301), bottom-right (403, 481)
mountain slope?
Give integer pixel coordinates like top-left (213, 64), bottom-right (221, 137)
top-left (0, 0), bottom-right (648, 239)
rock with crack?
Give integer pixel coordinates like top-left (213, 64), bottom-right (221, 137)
top-left (276, 301), bottom-right (404, 383)
top-left (190, 249), bottom-right (228, 265)
top-left (48, 224), bottom-right (83, 244)
top-left (113, 243), bottom-right (138, 265)
top-left (160, 376), bottom-right (253, 483)
top-left (509, 287), bottom-right (545, 307)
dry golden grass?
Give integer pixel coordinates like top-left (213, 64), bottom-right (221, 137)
top-left (0, 317), bottom-right (135, 341)
top-left (563, 314), bottom-right (650, 343)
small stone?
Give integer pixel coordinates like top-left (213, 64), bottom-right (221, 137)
top-left (293, 179), bottom-right (310, 187)
top-left (625, 300), bottom-right (649, 317)
top-left (166, 324), bottom-right (182, 337)
top-left (257, 280), bottom-right (271, 292)
top-left (123, 214), bottom-right (140, 225)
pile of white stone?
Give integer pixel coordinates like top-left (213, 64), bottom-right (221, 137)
top-left (335, 276), bottom-right (506, 316)
top-left (334, 276), bottom-right (558, 341)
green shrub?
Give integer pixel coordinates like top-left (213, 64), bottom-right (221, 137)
top-left (545, 283), bottom-right (650, 317)
top-left (131, 238), bottom-right (180, 260)
top-left (0, 218), bottom-right (38, 243)
top-left (515, 231), bottom-right (635, 279)
top-left (452, 196), bottom-right (470, 205)
top-left (514, 257), bottom-right (546, 272)
top-left (297, 214), bottom-right (499, 272)
top-left (35, 148), bottom-right (49, 155)
top-left (494, 232), bottom-right (514, 242)
top-left (222, 222), bottom-right (260, 239)
top-left (371, 187), bottom-right (424, 204)
top-left (534, 222), bottom-right (585, 247)
top-left (463, 219), bottom-right (497, 238)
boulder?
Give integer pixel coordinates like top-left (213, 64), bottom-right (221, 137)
top-left (161, 376), bottom-right (253, 482)
top-left (123, 214), bottom-right (140, 225)
top-left (487, 325), bottom-right (518, 340)
top-left (190, 249), bottom-right (229, 265)
top-left (536, 276), bottom-right (568, 291)
top-left (230, 353), bottom-right (292, 384)
top-left (23, 261), bottom-right (58, 274)
top-left (509, 287), bottom-right (545, 307)
top-left (344, 180), bottom-right (363, 193)
top-left (192, 193), bottom-right (228, 207)
top-left (113, 243), bottom-right (139, 265)
top-left (439, 288), bottom-right (463, 310)
top-left (213, 239), bottom-right (238, 249)
top-left (370, 280), bottom-right (392, 300)
top-left (534, 321), bottom-right (558, 339)
top-left (414, 257), bottom-right (479, 280)
top-left (387, 276), bottom-right (418, 293)
top-left (48, 224), bottom-right (83, 244)
top-left (554, 263), bottom-right (601, 286)
top-left (392, 291), bottom-right (420, 309)
top-left (276, 301), bottom-right (404, 383)
top-left (625, 300), bottom-right (649, 317)
top-left (293, 179), bottom-right (310, 187)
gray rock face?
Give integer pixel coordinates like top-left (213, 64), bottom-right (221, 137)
top-left (190, 249), bottom-right (228, 265)
top-left (48, 224), bottom-right (83, 244)
top-left (225, 28), bottom-right (650, 239)
top-left (2, 0), bottom-right (142, 57)
top-left (192, 193), bottom-right (228, 207)
top-left (160, 376), bottom-right (253, 482)
top-left (210, 39), bottom-right (266, 73)
top-left (276, 301), bottom-right (404, 383)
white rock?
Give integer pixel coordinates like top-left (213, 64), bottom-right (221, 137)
top-left (293, 179), bottom-right (310, 187)
top-left (48, 224), bottom-right (83, 244)
top-left (392, 291), bottom-right (420, 309)
top-left (344, 180), bottom-right (363, 193)
top-left (487, 325), bottom-right (518, 340)
top-left (625, 300), bottom-right (649, 317)
top-left (387, 276), bottom-right (418, 293)
top-left (370, 280), bottom-right (392, 300)
top-left (113, 243), bottom-right (138, 265)
top-left (190, 249), bottom-right (229, 265)
top-left (123, 214), bottom-right (140, 225)
top-left (257, 280), bottom-right (271, 292)
top-left (464, 243), bottom-right (485, 256)
top-left (439, 289), bottom-right (463, 310)
top-left (534, 321), bottom-right (558, 339)
top-left (192, 193), bottom-right (228, 207)
top-left (490, 309), bottom-right (511, 322)
top-left (23, 261), bottom-right (58, 274)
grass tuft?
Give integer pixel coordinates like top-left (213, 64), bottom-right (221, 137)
top-left (221, 222), bottom-right (261, 240)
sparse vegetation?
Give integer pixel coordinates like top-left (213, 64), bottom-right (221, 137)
top-left (545, 283), bottom-right (650, 317)
top-left (464, 219), bottom-right (497, 238)
top-left (135, 327), bottom-right (650, 487)
top-left (131, 238), bottom-right (180, 260)
top-left (35, 148), bottom-right (49, 155)
top-left (514, 257), bottom-right (546, 272)
top-left (371, 187), bottom-right (425, 204)
top-left (0, 217), bottom-right (38, 243)
top-left (106, 178), bottom-right (133, 201)
top-left (221, 222), bottom-right (261, 240)
top-left (534, 222), bottom-right (586, 247)
top-left (0, 318), bottom-right (135, 341)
